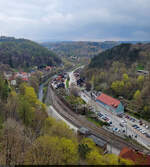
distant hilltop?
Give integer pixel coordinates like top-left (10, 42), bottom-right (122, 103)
top-left (41, 40), bottom-right (150, 58)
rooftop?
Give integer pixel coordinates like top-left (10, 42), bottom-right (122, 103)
top-left (119, 147), bottom-right (150, 165)
top-left (97, 93), bottom-right (120, 108)
top-left (88, 135), bottom-right (107, 147)
top-left (78, 127), bottom-right (90, 135)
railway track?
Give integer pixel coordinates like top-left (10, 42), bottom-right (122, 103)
top-left (48, 85), bottom-right (147, 152)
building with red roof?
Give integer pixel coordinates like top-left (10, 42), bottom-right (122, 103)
top-left (119, 147), bottom-right (150, 165)
top-left (96, 93), bottom-right (124, 114)
top-left (22, 78), bottom-right (29, 81)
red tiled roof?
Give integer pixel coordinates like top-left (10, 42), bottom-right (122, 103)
top-left (119, 147), bottom-right (150, 165)
top-left (22, 78), bottom-right (28, 81)
top-left (21, 72), bottom-right (27, 75)
top-left (46, 66), bottom-right (52, 70)
top-left (96, 93), bottom-right (120, 108)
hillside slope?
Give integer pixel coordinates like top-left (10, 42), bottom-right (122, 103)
top-left (0, 36), bottom-right (61, 69)
top-left (42, 41), bottom-right (119, 57)
top-left (82, 43), bottom-right (150, 120)
top-left (89, 43), bottom-right (150, 68)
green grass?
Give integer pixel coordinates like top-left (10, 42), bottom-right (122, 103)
top-left (86, 116), bottom-right (109, 127)
top-left (66, 79), bottom-right (69, 89)
top-left (136, 65), bottom-right (144, 70)
top-left (42, 85), bottom-right (48, 102)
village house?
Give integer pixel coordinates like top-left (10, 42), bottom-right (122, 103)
top-left (45, 66), bottom-right (52, 71)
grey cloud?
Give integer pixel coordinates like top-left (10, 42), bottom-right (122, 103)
top-left (0, 0), bottom-right (150, 41)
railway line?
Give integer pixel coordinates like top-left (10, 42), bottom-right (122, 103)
top-left (47, 85), bottom-right (148, 152)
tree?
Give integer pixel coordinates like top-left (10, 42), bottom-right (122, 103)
top-left (17, 96), bottom-right (35, 126)
top-left (24, 136), bottom-right (78, 165)
top-left (42, 117), bottom-right (76, 141)
top-left (86, 150), bottom-right (105, 165)
top-left (0, 77), bottom-right (10, 102)
top-left (123, 73), bottom-right (129, 82)
top-left (133, 90), bottom-right (141, 101)
top-left (111, 80), bottom-right (125, 96)
top-left (104, 154), bottom-right (134, 165)
top-left (24, 86), bottom-right (37, 105)
top-left (78, 143), bottom-right (91, 159)
top-left (70, 86), bottom-right (80, 97)
top-left (29, 75), bottom-right (39, 94)
top-left (0, 119), bottom-right (30, 165)
top-left (133, 90), bottom-right (143, 110)
top-left (85, 82), bottom-right (92, 91)
top-left (137, 75), bottom-right (144, 89)
top-left (6, 91), bottom-right (19, 119)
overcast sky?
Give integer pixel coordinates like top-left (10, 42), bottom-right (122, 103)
top-left (0, 0), bottom-right (150, 42)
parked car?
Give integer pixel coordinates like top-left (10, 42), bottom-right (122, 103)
top-left (98, 113), bottom-right (103, 117)
top-left (105, 118), bottom-right (109, 121)
top-left (122, 130), bottom-right (126, 133)
top-left (101, 116), bottom-right (106, 120)
top-left (121, 120), bottom-right (127, 124)
top-left (132, 118), bottom-right (136, 122)
top-left (145, 133), bottom-right (150, 138)
top-left (139, 120), bottom-right (143, 125)
top-left (146, 125), bottom-right (149, 129)
top-left (113, 128), bottom-right (119, 132)
top-left (135, 126), bottom-right (140, 129)
top-left (138, 128), bottom-right (142, 131)
top-left (120, 123), bottom-right (124, 127)
top-left (125, 115), bottom-right (130, 119)
top-left (141, 130), bottom-right (146, 134)
top-left (108, 121), bottom-right (112, 125)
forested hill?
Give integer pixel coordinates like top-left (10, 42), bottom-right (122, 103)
top-left (82, 43), bottom-right (150, 121)
top-left (41, 41), bottom-right (119, 57)
top-left (89, 43), bottom-right (150, 68)
top-left (0, 36), bottom-right (61, 69)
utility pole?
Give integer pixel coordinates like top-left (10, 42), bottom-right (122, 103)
top-left (109, 139), bottom-right (112, 154)
top-left (75, 104), bottom-right (78, 113)
top-left (126, 123), bottom-right (128, 136)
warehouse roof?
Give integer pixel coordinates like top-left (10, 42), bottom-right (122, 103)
top-left (97, 93), bottom-right (120, 108)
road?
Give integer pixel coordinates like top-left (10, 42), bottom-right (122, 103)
top-left (38, 84), bottom-right (44, 101)
top-left (68, 65), bottom-right (84, 87)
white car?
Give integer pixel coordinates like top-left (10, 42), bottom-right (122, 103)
top-left (142, 130), bottom-right (146, 134)
top-left (146, 125), bottom-right (149, 129)
top-left (121, 120), bottom-right (127, 124)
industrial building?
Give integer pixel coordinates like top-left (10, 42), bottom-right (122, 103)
top-left (96, 93), bottom-right (124, 115)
